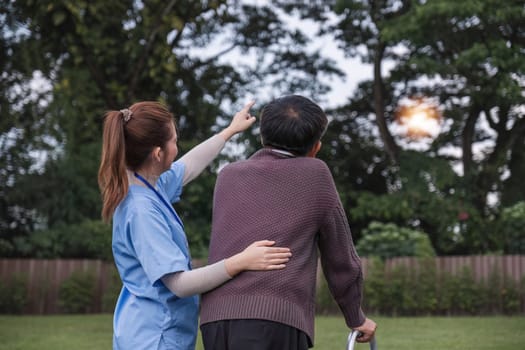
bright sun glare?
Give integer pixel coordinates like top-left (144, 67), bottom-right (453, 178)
top-left (395, 97), bottom-right (442, 139)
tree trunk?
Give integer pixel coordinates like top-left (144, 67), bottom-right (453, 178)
top-left (461, 107), bottom-right (479, 179)
top-left (373, 41), bottom-right (399, 164)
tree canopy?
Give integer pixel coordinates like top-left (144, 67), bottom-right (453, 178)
top-left (1, 0), bottom-right (524, 258)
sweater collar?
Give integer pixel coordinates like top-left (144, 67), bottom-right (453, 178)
top-left (270, 149), bottom-right (295, 157)
top-left (254, 147), bottom-right (297, 159)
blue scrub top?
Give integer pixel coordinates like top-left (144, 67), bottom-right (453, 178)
top-left (112, 161), bottom-right (199, 350)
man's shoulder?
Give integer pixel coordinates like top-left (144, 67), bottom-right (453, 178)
top-left (218, 158), bottom-right (251, 173)
top-left (218, 152), bottom-right (333, 180)
top-left (298, 156), bottom-right (328, 167)
top-left (292, 157), bottom-right (332, 176)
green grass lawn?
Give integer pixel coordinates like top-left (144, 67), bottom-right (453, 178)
top-left (0, 314), bottom-right (524, 349)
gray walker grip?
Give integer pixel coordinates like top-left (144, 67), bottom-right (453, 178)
top-left (346, 330), bottom-right (377, 350)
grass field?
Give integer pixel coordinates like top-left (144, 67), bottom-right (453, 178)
top-left (0, 314), bottom-right (524, 349)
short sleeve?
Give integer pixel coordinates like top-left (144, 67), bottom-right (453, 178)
top-left (128, 206), bottom-right (188, 285)
top-left (158, 161), bottom-right (185, 203)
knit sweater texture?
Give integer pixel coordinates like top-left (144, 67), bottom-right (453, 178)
top-left (200, 149), bottom-right (366, 345)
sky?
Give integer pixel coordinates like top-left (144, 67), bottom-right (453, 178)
top-left (283, 14), bottom-right (374, 109)
top-left (187, 1), bottom-right (375, 109)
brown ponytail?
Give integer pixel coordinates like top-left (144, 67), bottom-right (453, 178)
top-left (98, 111), bottom-right (129, 222)
top-left (98, 101), bottom-right (175, 223)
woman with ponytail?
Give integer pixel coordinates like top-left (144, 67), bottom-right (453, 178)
top-left (98, 101), bottom-right (291, 350)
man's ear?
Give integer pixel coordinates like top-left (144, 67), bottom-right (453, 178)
top-left (307, 141), bottom-right (322, 157)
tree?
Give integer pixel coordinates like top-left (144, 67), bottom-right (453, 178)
top-left (301, 0), bottom-right (524, 254)
top-left (383, 0), bottom-right (525, 253)
top-left (384, 0), bottom-right (525, 213)
top-left (0, 1), bottom-right (341, 257)
top-left (330, 0), bottom-right (414, 164)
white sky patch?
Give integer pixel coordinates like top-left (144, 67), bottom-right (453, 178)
top-left (274, 9), bottom-right (372, 108)
top-left (183, 1), bottom-right (372, 109)
top-left (10, 70), bottom-right (52, 110)
top-left (6, 71), bottom-right (56, 173)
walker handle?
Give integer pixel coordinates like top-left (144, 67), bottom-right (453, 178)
top-left (346, 330), bottom-right (377, 350)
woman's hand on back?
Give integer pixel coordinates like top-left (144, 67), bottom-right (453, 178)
top-left (224, 240), bottom-right (292, 277)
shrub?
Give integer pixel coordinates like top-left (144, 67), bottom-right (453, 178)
top-left (101, 266), bottom-right (122, 313)
top-left (317, 257), bottom-right (523, 316)
top-left (28, 219), bottom-right (112, 260)
top-left (436, 271), bottom-right (457, 315)
top-left (58, 270), bottom-right (96, 313)
top-left (0, 238), bottom-right (14, 256)
top-left (498, 201), bottom-right (525, 254)
top-left (385, 265), bottom-right (410, 316)
top-left (500, 276), bottom-right (521, 314)
top-left (315, 275), bottom-right (339, 315)
top-left (356, 222), bottom-right (435, 260)
top-left (452, 267), bottom-right (483, 314)
top-left (411, 258), bottom-right (438, 315)
top-left (0, 274), bottom-right (28, 314)
top-left (362, 258), bottom-right (387, 314)
top-left (479, 264), bottom-right (523, 315)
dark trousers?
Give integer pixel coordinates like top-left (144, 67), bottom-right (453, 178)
top-left (201, 319), bottom-right (310, 350)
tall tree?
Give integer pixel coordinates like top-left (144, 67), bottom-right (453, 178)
top-left (384, 0), bottom-right (525, 213)
top-left (332, 0), bottom-right (413, 164)
top-left (339, 0), bottom-right (524, 253)
top-left (293, 0), bottom-right (524, 253)
top-left (0, 0), bottom-right (340, 257)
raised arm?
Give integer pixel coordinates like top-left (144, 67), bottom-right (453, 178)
top-left (179, 101), bottom-right (256, 185)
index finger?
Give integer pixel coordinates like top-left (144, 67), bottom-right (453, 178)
top-left (240, 100), bottom-right (256, 113)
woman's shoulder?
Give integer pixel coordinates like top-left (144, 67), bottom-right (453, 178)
top-left (159, 161), bottom-right (185, 186)
top-left (117, 187), bottom-right (161, 217)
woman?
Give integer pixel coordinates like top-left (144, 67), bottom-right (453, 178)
top-left (98, 100), bottom-right (291, 350)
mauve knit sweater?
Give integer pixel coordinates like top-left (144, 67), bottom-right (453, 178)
top-left (200, 148), bottom-right (366, 345)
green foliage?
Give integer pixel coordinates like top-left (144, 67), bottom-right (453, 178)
top-left (0, 239), bottom-right (14, 257)
top-left (351, 192), bottom-right (414, 223)
top-left (175, 170), bottom-right (216, 258)
top-left (101, 266), bottom-right (122, 313)
top-left (0, 275), bottom-right (28, 314)
top-left (451, 267), bottom-right (483, 314)
top-left (318, 109), bottom-right (391, 241)
top-left (2, 0), bottom-right (524, 259)
top-left (328, 0), bottom-right (525, 256)
top-left (347, 146), bottom-right (488, 255)
top-left (500, 276), bottom-right (521, 315)
top-left (58, 270), bottom-right (96, 314)
top-left (17, 219), bottom-right (112, 260)
top-left (356, 222), bottom-right (435, 260)
top-left (385, 0), bottom-right (525, 211)
top-left (482, 266), bottom-right (522, 315)
top-left (360, 260), bottom-right (524, 316)
top-left (315, 275), bottom-right (339, 315)
top-left (407, 259), bottom-right (439, 315)
top-left (497, 202), bottom-right (525, 254)
top-left (362, 258), bottom-right (387, 312)
top-left (1, 1), bottom-right (341, 258)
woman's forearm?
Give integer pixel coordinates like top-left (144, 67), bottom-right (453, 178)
top-left (161, 260), bottom-right (232, 298)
